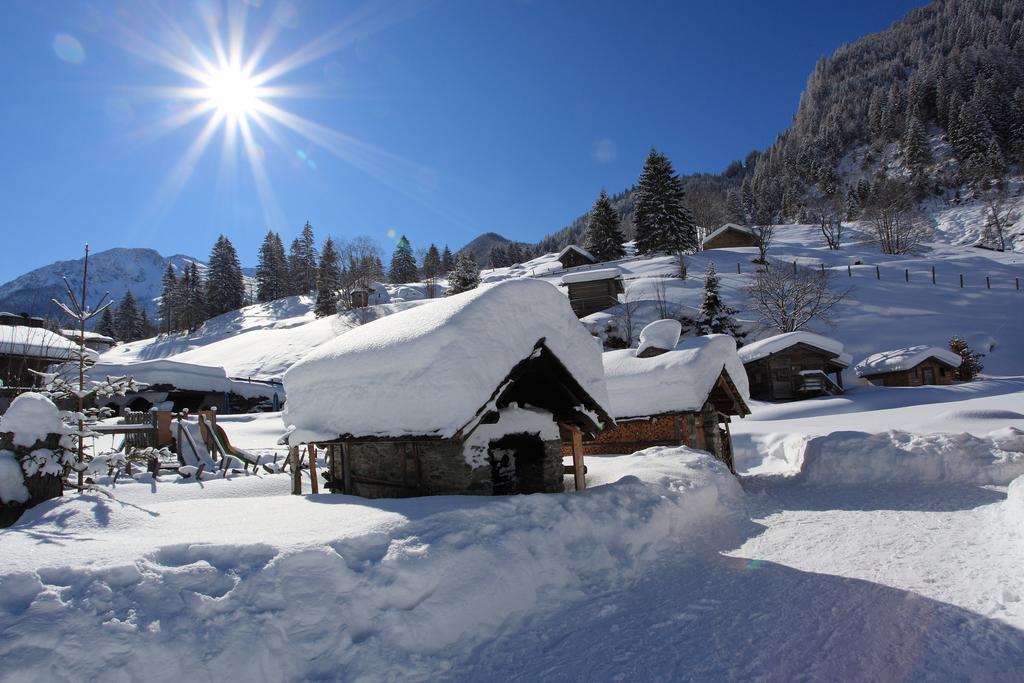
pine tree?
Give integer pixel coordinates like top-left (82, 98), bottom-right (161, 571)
top-left (314, 238), bottom-right (342, 318)
top-left (95, 305), bottom-right (116, 339)
top-left (159, 263), bottom-right (178, 334)
top-left (696, 262), bottom-right (744, 340)
top-left (903, 115), bottom-right (931, 179)
top-left (582, 189), bottom-right (626, 262)
top-left (206, 235), bottom-right (245, 318)
top-left (445, 251), bottom-right (480, 296)
top-left (186, 261), bottom-right (206, 330)
top-left (256, 231), bottom-right (288, 302)
top-left (441, 245), bottom-right (454, 273)
top-left (388, 235), bottom-right (419, 284)
top-left (422, 244), bottom-right (442, 280)
top-left (633, 149), bottom-right (699, 255)
top-left (114, 290), bottom-right (143, 342)
top-left (948, 336), bottom-right (984, 381)
top-left (287, 222), bottom-right (319, 295)
top-left (506, 242), bottom-right (524, 265)
top-left (488, 245), bottom-right (508, 269)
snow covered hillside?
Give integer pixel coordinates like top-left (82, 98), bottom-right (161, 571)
top-left (0, 247), bottom-right (217, 319)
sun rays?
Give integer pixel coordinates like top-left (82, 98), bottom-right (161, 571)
top-left (102, 0), bottom-right (433, 230)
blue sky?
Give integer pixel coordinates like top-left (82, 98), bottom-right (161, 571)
top-left (0, 0), bottom-right (924, 280)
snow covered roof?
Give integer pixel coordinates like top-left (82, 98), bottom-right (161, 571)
top-left (559, 268), bottom-right (622, 285)
top-left (602, 335), bottom-right (750, 419)
top-left (854, 346), bottom-right (962, 377)
top-left (60, 329), bottom-right (116, 344)
top-left (738, 331), bottom-right (852, 368)
top-left (701, 223), bottom-right (757, 245)
top-left (637, 319), bottom-right (682, 356)
top-left (557, 245), bottom-right (595, 262)
top-left (0, 325), bottom-right (78, 361)
top-left (283, 279), bottom-right (611, 443)
top-left (88, 358), bottom-right (279, 399)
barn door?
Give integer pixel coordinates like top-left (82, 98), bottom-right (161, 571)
top-left (921, 367), bottom-right (935, 385)
top-left (489, 434), bottom-right (546, 495)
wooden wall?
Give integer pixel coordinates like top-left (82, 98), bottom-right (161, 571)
top-left (703, 229), bottom-right (760, 250)
top-left (864, 359), bottom-right (956, 387)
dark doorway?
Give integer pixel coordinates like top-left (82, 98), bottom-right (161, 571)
top-left (489, 433), bottom-right (547, 495)
top-left (922, 367), bottom-right (935, 385)
top-left (126, 396), bottom-right (153, 412)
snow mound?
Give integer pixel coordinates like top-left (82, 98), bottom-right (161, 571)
top-left (636, 319), bottom-right (682, 356)
top-left (796, 430), bottom-right (1024, 485)
top-left (0, 448), bottom-right (742, 681)
top-left (283, 279), bottom-right (610, 443)
top-left (1007, 475), bottom-right (1024, 527)
top-left (603, 335), bottom-right (749, 419)
top-left (0, 450), bottom-right (29, 504)
top-left (0, 393), bottom-right (64, 448)
top-left (855, 345), bottom-right (961, 377)
top-left (738, 331), bottom-right (851, 367)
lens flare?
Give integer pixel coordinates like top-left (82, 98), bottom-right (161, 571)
top-left (52, 33), bottom-right (85, 64)
top-left (200, 66), bottom-right (262, 119)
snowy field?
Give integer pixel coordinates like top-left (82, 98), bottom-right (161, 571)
top-left (2, 384), bottom-right (1024, 680)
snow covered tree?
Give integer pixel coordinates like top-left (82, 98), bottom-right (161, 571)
top-left (287, 222), bottom-right (319, 295)
top-left (114, 290), bottom-right (144, 342)
top-left (583, 189), bottom-right (626, 262)
top-left (159, 263), bottom-right (177, 334)
top-left (697, 263), bottom-right (744, 341)
top-left (488, 244), bottom-right (509, 269)
top-left (185, 262), bottom-right (206, 330)
top-left (95, 305), bottom-right (116, 339)
top-left (445, 251), bottom-right (480, 296)
top-left (206, 235), bottom-right (245, 318)
top-left (256, 231), bottom-right (289, 302)
top-left (903, 115), bottom-right (931, 182)
top-left (441, 245), bottom-right (454, 273)
top-left (948, 337), bottom-right (984, 381)
top-left (314, 238), bottom-right (342, 318)
top-left (746, 266), bottom-right (849, 334)
top-left (388, 235), bottom-right (419, 284)
top-left (633, 150), bottom-right (698, 255)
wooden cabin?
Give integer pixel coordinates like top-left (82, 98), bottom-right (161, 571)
top-left (282, 279), bottom-right (614, 498)
top-left (855, 346), bottom-right (961, 387)
top-left (702, 223), bottom-right (761, 250)
top-left (563, 333), bottom-right (749, 473)
top-left (556, 245), bottom-right (597, 269)
top-left (0, 324), bottom-right (77, 393)
top-left (350, 285), bottom-right (372, 309)
top-left (738, 331), bottom-right (851, 401)
top-left (60, 329), bottom-right (115, 354)
top-left (559, 268), bottom-right (624, 318)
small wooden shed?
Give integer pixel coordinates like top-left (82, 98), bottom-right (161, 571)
top-left (564, 333), bottom-right (749, 472)
top-left (557, 245), bottom-right (597, 269)
top-left (738, 331), bottom-right (851, 401)
top-left (559, 268), bottom-right (624, 318)
top-left (282, 279), bottom-right (614, 498)
top-left (854, 346), bottom-right (962, 387)
top-left (0, 324), bottom-right (78, 392)
top-left (702, 223), bottom-right (761, 250)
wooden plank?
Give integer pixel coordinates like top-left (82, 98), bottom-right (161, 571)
top-left (327, 444), bottom-right (337, 493)
top-left (341, 442), bottom-right (353, 494)
top-left (290, 446), bottom-right (301, 495)
top-left (308, 444), bottom-right (319, 494)
top-left (571, 429), bottom-right (585, 491)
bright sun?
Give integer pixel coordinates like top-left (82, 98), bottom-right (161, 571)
top-left (201, 66), bottom-right (262, 119)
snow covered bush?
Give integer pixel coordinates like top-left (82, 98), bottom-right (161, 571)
top-left (948, 336), bottom-right (984, 381)
top-left (0, 393), bottom-right (74, 510)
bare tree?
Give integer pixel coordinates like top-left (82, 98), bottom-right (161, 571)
top-left (864, 179), bottom-right (933, 254)
top-left (746, 164), bottom-right (785, 263)
top-left (746, 265), bottom-right (850, 333)
top-left (811, 191), bottom-right (845, 250)
top-left (752, 224), bottom-right (775, 263)
top-left (980, 184), bottom-right (1018, 252)
top-left (618, 282), bottom-right (641, 346)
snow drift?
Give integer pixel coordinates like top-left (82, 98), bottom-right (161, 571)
top-left (0, 448), bottom-right (742, 682)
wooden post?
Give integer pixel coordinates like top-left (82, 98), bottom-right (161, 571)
top-left (960, 273), bottom-right (964, 288)
top-left (571, 429), bottom-right (585, 492)
top-left (875, 266), bottom-right (880, 280)
top-left (736, 262), bottom-right (740, 274)
top-left (847, 263), bottom-right (851, 277)
top-left (290, 446), bottom-right (301, 495)
top-left (931, 265), bottom-right (935, 284)
top-left (341, 442), bottom-right (353, 494)
top-left (905, 268), bottom-right (909, 283)
top-left (986, 276), bottom-right (990, 289)
top-left (792, 260), bottom-right (797, 274)
top-left (307, 444), bottom-right (319, 494)
top-left (1016, 277), bottom-right (1020, 291)
top-left (820, 263), bottom-right (825, 274)
top-left (327, 445), bottom-right (337, 493)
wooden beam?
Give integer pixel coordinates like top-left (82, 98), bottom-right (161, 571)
top-left (290, 445), bottom-right (301, 495)
top-left (571, 429), bottom-right (585, 491)
top-left (307, 443), bottom-right (319, 494)
top-left (341, 442), bottom-right (353, 495)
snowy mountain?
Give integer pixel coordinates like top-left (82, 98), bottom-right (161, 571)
top-left (0, 247), bottom-right (253, 321)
